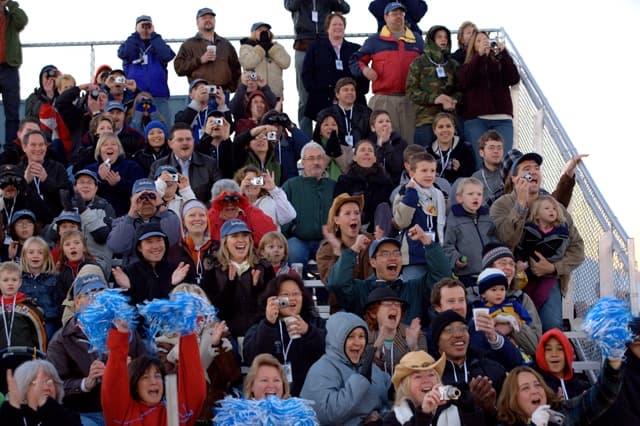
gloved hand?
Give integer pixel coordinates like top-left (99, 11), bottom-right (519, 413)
top-left (72, 191), bottom-right (87, 213)
top-left (59, 189), bottom-right (73, 211)
top-left (258, 30), bottom-right (273, 52)
top-left (357, 345), bottom-right (376, 382)
top-left (135, 97), bottom-right (156, 113)
top-left (325, 130), bottom-right (342, 158)
top-left (531, 405), bottom-right (550, 426)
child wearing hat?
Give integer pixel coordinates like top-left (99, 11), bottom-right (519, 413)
top-left (2, 209), bottom-right (38, 262)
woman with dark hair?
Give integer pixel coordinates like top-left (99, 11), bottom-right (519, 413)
top-left (366, 109), bottom-right (408, 185)
top-left (312, 110), bottom-right (352, 180)
top-left (132, 120), bottom-right (171, 176)
top-left (243, 273), bottom-right (326, 396)
top-left (426, 112), bottom-right (476, 184)
top-left (232, 124), bottom-right (283, 186)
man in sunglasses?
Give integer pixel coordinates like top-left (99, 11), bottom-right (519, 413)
top-left (107, 178), bottom-right (180, 267)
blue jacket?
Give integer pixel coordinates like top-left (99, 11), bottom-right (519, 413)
top-left (20, 272), bottom-right (63, 321)
top-left (300, 312), bottom-right (390, 426)
top-left (118, 32), bottom-right (175, 98)
top-left (275, 127), bottom-right (308, 184)
top-left (368, 0), bottom-right (427, 35)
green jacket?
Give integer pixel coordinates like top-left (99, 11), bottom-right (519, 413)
top-left (3, 1), bottom-right (28, 67)
top-left (406, 25), bottom-right (461, 127)
top-left (282, 175), bottom-right (335, 241)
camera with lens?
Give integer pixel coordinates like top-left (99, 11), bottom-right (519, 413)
top-left (206, 85), bottom-right (217, 96)
top-left (140, 98), bottom-right (153, 110)
top-left (265, 113), bottom-right (291, 127)
top-left (45, 68), bottom-right (58, 79)
top-left (523, 172), bottom-right (533, 182)
top-left (438, 385), bottom-right (461, 401)
top-left (276, 297), bottom-right (289, 308)
top-left (114, 76), bottom-right (126, 84)
top-left (266, 131), bottom-right (277, 141)
top-left (248, 72), bottom-right (258, 80)
top-left (250, 176), bottom-right (264, 186)
top-left (214, 118), bottom-right (224, 126)
top-left (89, 89), bottom-right (101, 100)
top-left (169, 173), bottom-right (179, 182)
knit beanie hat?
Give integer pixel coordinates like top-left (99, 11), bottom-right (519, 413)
top-left (477, 268), bottom-right (508, 294)
top-left (431, 310), bottom-right (467, 345)
top-left (481, 243), bottom-right (514, 269)
top-left (144, 120), bottom-right (168, 141)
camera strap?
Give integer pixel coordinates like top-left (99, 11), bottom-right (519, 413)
top-left (2, 294), bottom-right (17, 346)
top-left (449, 359), bottom-right (469, 383)
top-left (278, 320), bottom-right (294, 364)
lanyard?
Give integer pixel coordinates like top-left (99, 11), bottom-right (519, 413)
top-left (33, 176), bottom-right (43, 199)
top-left (559, 378), bottom-right (568, 400)
top-left (278, 320), bottom-right (294, 364)
top-left (381, 337), bottom-right (395, 376)
top-left (426, 54), bottom-right (448, 67)
top-left (2, 294), bottom-right (17, 346)
top-left (436, 146), bottom-right (452, 176)
top-left (450, 359), bottom-right (469, 383)
top-left (480, 168), bottom-right (497, 196)
top-left (339, 106), bottom-right (353, 136)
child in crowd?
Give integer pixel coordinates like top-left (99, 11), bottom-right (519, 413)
top-left (154, 164), bottom-right (196, 218)
top-left (443, 177), bottom-right (497, 288)
top-left (515, 195), bottom-right (570, 309)
top-left (393, 152), bottom-right (446, 280)
top-left (0, 261), bottom-right (46, 350)
top-left (534, 328), bottom-right (590, 400)
top-left (55, 73), bottom-right (76, 94)
top-left (389, 144), bottom-right (426, 204)
top-left (20, 236), bottom-right (63, 339)
top-left (473, 267), bottom-right (533, 363)
top-left (48, 210), bottom-right (82, 264)
top-left (258, 231), bottom-right (298, 277)
top-left (2, 209), bottom-right (38, 263)
top-left (56, 230), bottom-right (95, 301)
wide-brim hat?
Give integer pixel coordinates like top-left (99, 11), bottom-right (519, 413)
top-left (363, 286), bottom-right (409, 313)
top-left (392, 351), bottom-right (446, 390)
top-left (326, 193), bottom-right (364, 228)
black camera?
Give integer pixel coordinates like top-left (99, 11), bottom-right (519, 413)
top-left (89, 89), bottom-right (101, 100)
top-left (266, 113), bottom-right (290, 127)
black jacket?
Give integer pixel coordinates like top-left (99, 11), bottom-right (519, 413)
top-left (123, 258), bottom-right (178, 306)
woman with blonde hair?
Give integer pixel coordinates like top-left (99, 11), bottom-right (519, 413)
top-left (243, 353), bottom-right (290, 400)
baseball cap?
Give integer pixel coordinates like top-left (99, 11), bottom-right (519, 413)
top-left (11, 209), bottom-right (36, 224)
top-left (196, 7), bottom-right (215, 18)
top-left (55, 210), bottom-right (82, 226)
top-left (136, 15), bottom-right (152, 24)
top-left (220, 219), bottom-right (251, 239)
top-left (154, 165), bottom-right (179, 179)
top-left (74, 169), bottom-right (99, 184)
top-left (73, 273), bottom-right (107, 298)
top-left (136, 221), bottom-right (167, 241)
top-left (132, 178), bottom-right (156, 195)
top-left (384, 2), bottom-right (407, 14)
top-left (251, 22), bottom-right (271, 32)
top-left (368, 237), bottom-right (401, 258)
top-left (189, 78), bottom-right (208, 92)
top-left (105, 101), bottom-right (125, 113)
top-left (510, 152), bottom-right (543, 176)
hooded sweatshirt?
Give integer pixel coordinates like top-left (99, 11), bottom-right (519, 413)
top-left (535, 328), bottom-right (590, 399)
top-left (300, 312), bottom-right (390, 426)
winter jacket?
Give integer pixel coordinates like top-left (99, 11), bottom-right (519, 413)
top-left (443, 203), bottom-right (498, 277)
top-left (327, 245), bottom-right (451, 325)
top-left (243, 314), bottom-right (326, 396)
top-left (300, 312), bottom-right (391, 426)
top-left (132, 143), bottom-right (171, 177)
top-left (457, 49), bottom-right (520, 120)
top-left (123, 258), bottom-right (177, 305)
top-left (515, 222), bottom-right (570, 264)
top-left (369, 324), bottom-right (427, 375)
top-left (316, 234), bottom-right (374, 284)
top-left (1, 0), bottom-right (28, 67)
top-left (232, 128), bottom-right (283, 185)
top-left (229, 85), bottom-right (277, 123)
top-left (0, 398), bottom-right (81, 426)
top-left (118, 31), bottom-right (175, 98)
top-left (384, 395), bottom-right (484, 426)
top-left (350, 26), bottom-right (423, 95)
top-left (20, 272), bottom-right (63, 323)
top-left (239, 38), bottom-right (290, 98)
top-left (253, 189), bottom-right (297, 228)
top-left (207, 197), bottom-right (277, 248)
top-left (195, 135), bottom-right (234, 179)
top-left (427, 136), bottom-right (476, 184)
top-left (16, 158), bottom-right (71, 217)
top-left (173, 99), bottom-right (229, 145)
top-left (284, 0), bottom-right (350, 43)
top-left (102, 329), bottom-right (205, 426)
top-left (302, 37), bottom-right (368, 120)
top-left (86, 157), bottom-right (145, 216)
top-left (54, 87), bottom-right (97, 160)
top-left (369, 0), bottom-right (427, 35)
top-left (593, 349), bottom-right (640, 425)
top-left (273, 127), bottom-right (308, 184)
top-left (506, 288), bottom-right (542, 355)
top-left (167, 236), bottom-right (218, 286)
top-left (471, 165), bottom-right (504, 206)
top-left (490, 191), bottom-right (584, 295)
top-left (366, 130), bottom-right (408, 185)
top-left (174, 32), bottom-right (241, 93)
top-left (441, 346), bottom-right (507, 395)
top-left (282, 175), bottom-right (336, 241)
top-left (0, 293), bottom-right (46, 350)
top-left (406, 25), bottom-right (462, 127)
top-left (201, 260), bottom-right (275, 338)
top-left (0, 190), bottom-right (53, 231)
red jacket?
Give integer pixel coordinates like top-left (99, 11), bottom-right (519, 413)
top-left (102, 329), bottom-right (206, 426)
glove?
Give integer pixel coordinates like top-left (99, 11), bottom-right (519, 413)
top-left (59, 189), bottom-right (73, 211)
top-left (357, 345), bottom-right (376, 382)
top-left (325, 130), bottom-right (342, 158)
top-left (258, 30), bottom-right (273, 52)
top-left (135, 98), bottom-right (156, 113)
top-left (531, 405), bottom-right (550, 426)
top-left (72, 191), bottom-right (87, 213)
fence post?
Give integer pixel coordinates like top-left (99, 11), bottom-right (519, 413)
top-left (599, 230), bottom-right (614, 297)
top-left (629, 238), bottom-right (639, 314)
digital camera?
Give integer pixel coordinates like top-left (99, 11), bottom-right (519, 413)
top-left (523, 172), bottom-right (533, 182)
top-left (206, 85), bottom-right (217, 96)
top-left (251, 176), bottom-right (264, 186)
top-left (267, 131), bottom-right (277, 141)
top-left (114, 76), bottom-right (126, 84)
top-left (170, 173), bottom-right (179, 182)
top-left (249, 72), bottom-right (258, 80)
top-left (214, 118), bottom-right (224, 126)
top-left (276, 297), bottom-right (289, 308)
top-left (438, 385), bottom-right (461, 401)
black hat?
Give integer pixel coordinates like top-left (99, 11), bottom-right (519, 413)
top-left (432, 310), bottom-right (467, 344)
top-left (364, 287), bottom-right (409, 312)
top-left (135, 221), bottom-right (166, 242)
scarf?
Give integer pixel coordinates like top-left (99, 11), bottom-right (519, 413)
top-left (413, 180), bottom-right (446, 242)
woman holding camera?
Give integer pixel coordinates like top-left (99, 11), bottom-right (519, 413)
top-left (384, 351), bottom-right (485, 425)
top-left (458, 31), bottom-right (520, 164)
top-left (243, 273), bottom-right (326, 396)
top-left (232, 123), bottom-right (283, 185)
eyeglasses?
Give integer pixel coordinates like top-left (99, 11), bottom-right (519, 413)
top-left (380, 301), bottom-right (403, 308)
top-left (442, 325), bottom-right (469, 335)
top-left (494, 259), bottom-right (515, 268)
top-left (376, 250), bottom-right (401, 258)
top-left (138, 192), bottom-right (157, 201)
top-left (303, 155), bottom-right (325, 162)
top-left (141, 23), bottom-right (151, 29)
top-left (223, 194), bottom-right (240, 203)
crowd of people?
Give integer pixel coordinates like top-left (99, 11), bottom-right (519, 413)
top-left (0, 1), bottom-right (634, 425)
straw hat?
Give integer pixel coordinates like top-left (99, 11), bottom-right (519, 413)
top-left (326, 193), bottom-right (364, 229)
top-left (391, 351), bottom-right (446, 390)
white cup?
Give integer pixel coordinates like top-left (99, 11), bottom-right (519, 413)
top-left (472, 308), bottom-right (490, 331)
top-left (283, 316), bottom-right (301, 339)
top-left (206, 45), bottom-right (216, 55)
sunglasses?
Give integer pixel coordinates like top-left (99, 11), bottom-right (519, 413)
top-left (138, 192), bottom-right (157, 202)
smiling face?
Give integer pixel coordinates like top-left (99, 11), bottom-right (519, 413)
top-left (63, 235), bottom-right (85, 263)
top-left (434, 116), bottom-right (455, 146)
top-left (333, 201), bottom-right (361, 240)
top-left (437, 321), bottom-right (469, 363)
top-left (74, 175), bottom-right (98, 202)
top-left (138, 236), bottom-right (166, 265)
top-left (277, 279), bottom-right (303, 317)
top-left (456, 182), bottom-right (483, 213)
top-left (249, 134), bottom-right (269, 156)
top-left (408, 369), bottom-right (441, 405)
top-left (516, 371), bottom-right (548, 417)
top-left (435, 285), bottom-right (467, 318)
top-left (354, 141), bottom-right (376, 168)
top-left (147, 128), bottom-right (166, 150)
top-left (335, 83), bottom-right (356, 107)
top-left (249, 96), bottom-right (267, 120)
top-left (327, 15), bottom-right (345, 40)
top-left (183, 206), bottom-right (208, 236)
top-left (169, 129), bottom-right (194, 161)
top-left (345, 327), bottom-right (366, 364)
top-left (226, 232), bottom-right (251, 262)
top-left (0, 271), bottom-right (21, 298)
top-left (544, 337), bottom-right (566, 376)
top-left (23, 134), bottom-right (48, 164)
top-left (320, 116), bottom-right (338, 139)
top-left (99, 136), bottom-right (121, 163)
top-left (251, 365), bottom-right (284, 399)
top-left (369, 242), bottom-right (402, 282)
top-left (410, 160), bottom-right (437, 189)
top-left (136, 365), bottom-right (164, 406)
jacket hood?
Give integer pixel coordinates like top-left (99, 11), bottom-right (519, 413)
top-left (425, 25), bottom-right (452, 63)
top-left (244, 90), bottom-right (268, 117)
top-left (325, 312), bottom-right (368, 365)
top-left (312, 110), bottom-right (341, 142)
top-left (535, 328), bottom-right (574, 380)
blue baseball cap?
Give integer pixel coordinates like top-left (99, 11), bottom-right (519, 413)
top-left (384, 2), bottom-right (406, 14)
top-left (136, 221), bottom-right (167, 241)
top-left (189, 78), bottom-right (208, 92)
top-left (132, 178), bottom-right (156, 195)
top-left (136, 15), bottom-right (152, 24)
top-left (251, 22), bottom-right (271, 32)
top-left (11, 209), bottom-right (36, 225)
top-left (74, 169), bottom-right (99, 183)
top-left (220, 219), bottom-right (251, 239)
top-left (196, 7), bottom-right (215, 18)
top-left (154, 165), bottom-right (179, 179)
top-left (511, 152), bottom-right (543, 175)
top-left (368, 237), bottom-right (401, 258)
top-left (73, 273), bottom-right (107, 298)
top-left (105, 101), bottom-right (125, 112)
top-left (55, 210), bottom-right (82, 226)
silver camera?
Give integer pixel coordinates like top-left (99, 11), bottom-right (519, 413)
top-left (114, 76), bottom-right (126, 84)
top-left (251, 176), bottom-right (264, 186)
top-left (169, 173), bottom-right (179, 182)
top-left (206, 85), bottom-right (217, 96)
top-left (276, 297), bottom-right (289, 308)
top-left (213, 117), bottom-right (224, 126)
top-left (267, 131), bottom-right (277, 141)
top-left (547, 409), bottom-right (566, 424)
top-left (523, 172), bottom-right (533, 182)
top-left (438, 385), bottom-right (461, 401)
top-left (249, 71), bottom-right (258, 80)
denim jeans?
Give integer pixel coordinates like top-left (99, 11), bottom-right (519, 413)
top-left (153, 97), bottom-right (173, 129)
top-left (538, 281), bottom-right (563, 332)
top-left (287, 237), bottom-right (321, 269)
top-left (463, 118), bottom-right (514, 167)
top-left (294, 50), bottom-right (312, 138)
top-left (0, 64), bottom-right (20, 145)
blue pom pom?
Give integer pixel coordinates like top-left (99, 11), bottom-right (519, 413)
top-left (214, 396), bottom-right (318, 425)
top-left (77, 289), bottom-right (137, 355)
top-left (582, 296), bottom-right (634, 358)
top-left (138, 292), bottom-right (218, 337)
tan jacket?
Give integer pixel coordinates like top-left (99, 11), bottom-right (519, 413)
top-left (239, 42), bottom-right (291, 98)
